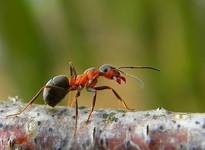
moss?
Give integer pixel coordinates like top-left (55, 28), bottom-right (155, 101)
top-left (116, 109), bottom-right (126, 113)
top-left (79, 106), bottom-right (86, 109)
top-left (105, 112), bottom-right (118, 123)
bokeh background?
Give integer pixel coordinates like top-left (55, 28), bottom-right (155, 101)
top-left (0, 1), bottom-right (204, 112)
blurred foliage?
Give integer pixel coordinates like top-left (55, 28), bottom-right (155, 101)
top-left (0, 0), bottom-right (204, 112)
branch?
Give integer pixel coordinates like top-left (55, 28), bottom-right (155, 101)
top-left (0, 97), bottom-right (205, 150)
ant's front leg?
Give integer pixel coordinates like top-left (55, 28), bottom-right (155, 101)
top-left (85, 86), bottom-right (134, 124)
top-left (95, 86), bottom-right (134, 111)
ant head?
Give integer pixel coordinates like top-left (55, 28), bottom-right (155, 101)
top-left (43, 75), bottom-right (70, 107)
top-left (99, 64), bottom-right (126, 84)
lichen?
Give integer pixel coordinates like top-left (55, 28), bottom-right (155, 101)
top-left (0, 98), bottom-right (205, 149)
top-left (104, 112), bottom-right (118, 123)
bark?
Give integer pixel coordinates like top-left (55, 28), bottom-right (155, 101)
top-left (0, 97), bottom-right (205, 150)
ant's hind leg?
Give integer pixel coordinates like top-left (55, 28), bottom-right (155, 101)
top-left (5, 86), bottom-right (46, 118)
top-left (6, 85), bottom-right (67, 118)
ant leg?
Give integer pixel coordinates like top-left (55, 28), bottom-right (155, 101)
top-left (67, 62), bottom-right (77, 107)
top-left (6, 85), bottom-right (67, 118)
top-left (6, 86), bottom-right (45, 118)
top-left (74, 90), bottom-right (80, 137)
top-left (69, 62), bottom-right (77, 79)
top-left (95, 86), bottom-right (134, 111)
top-left (86, 90), bottom-right (97, 124)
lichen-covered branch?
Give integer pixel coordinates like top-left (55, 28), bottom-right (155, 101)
top-left (0, 97), bottom-right (205, 150)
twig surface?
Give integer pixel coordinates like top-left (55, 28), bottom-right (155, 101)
top-left (0, 98), bottom-right (205, 150)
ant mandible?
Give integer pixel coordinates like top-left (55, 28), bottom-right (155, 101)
top-left (6, 62), bottom-right (160, 136)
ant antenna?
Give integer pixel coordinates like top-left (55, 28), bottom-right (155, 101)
top-left (115, 66), bottom-right (160, 88)
top-left (118, 66), bottom-right (160, 71)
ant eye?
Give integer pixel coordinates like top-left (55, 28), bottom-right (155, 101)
top-left (104, 68), bottom-right (108, 72)
top-left (99, 64), bottom-right (112, 73)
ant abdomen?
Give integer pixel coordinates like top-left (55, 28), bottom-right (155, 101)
top-left (43, 75), bottom-right (69, 107)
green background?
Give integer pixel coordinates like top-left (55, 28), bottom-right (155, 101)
top-left (0, 0), bottom-right (204, 112)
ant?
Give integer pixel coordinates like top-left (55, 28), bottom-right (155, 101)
top-left (6, 62), bottom-right (160, 136)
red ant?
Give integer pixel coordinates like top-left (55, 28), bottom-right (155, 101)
top-left (6, 62), bottom-right (160, 136)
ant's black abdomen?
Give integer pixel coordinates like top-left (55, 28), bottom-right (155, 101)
top-left (43, 75), bottom-right (69, 107)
